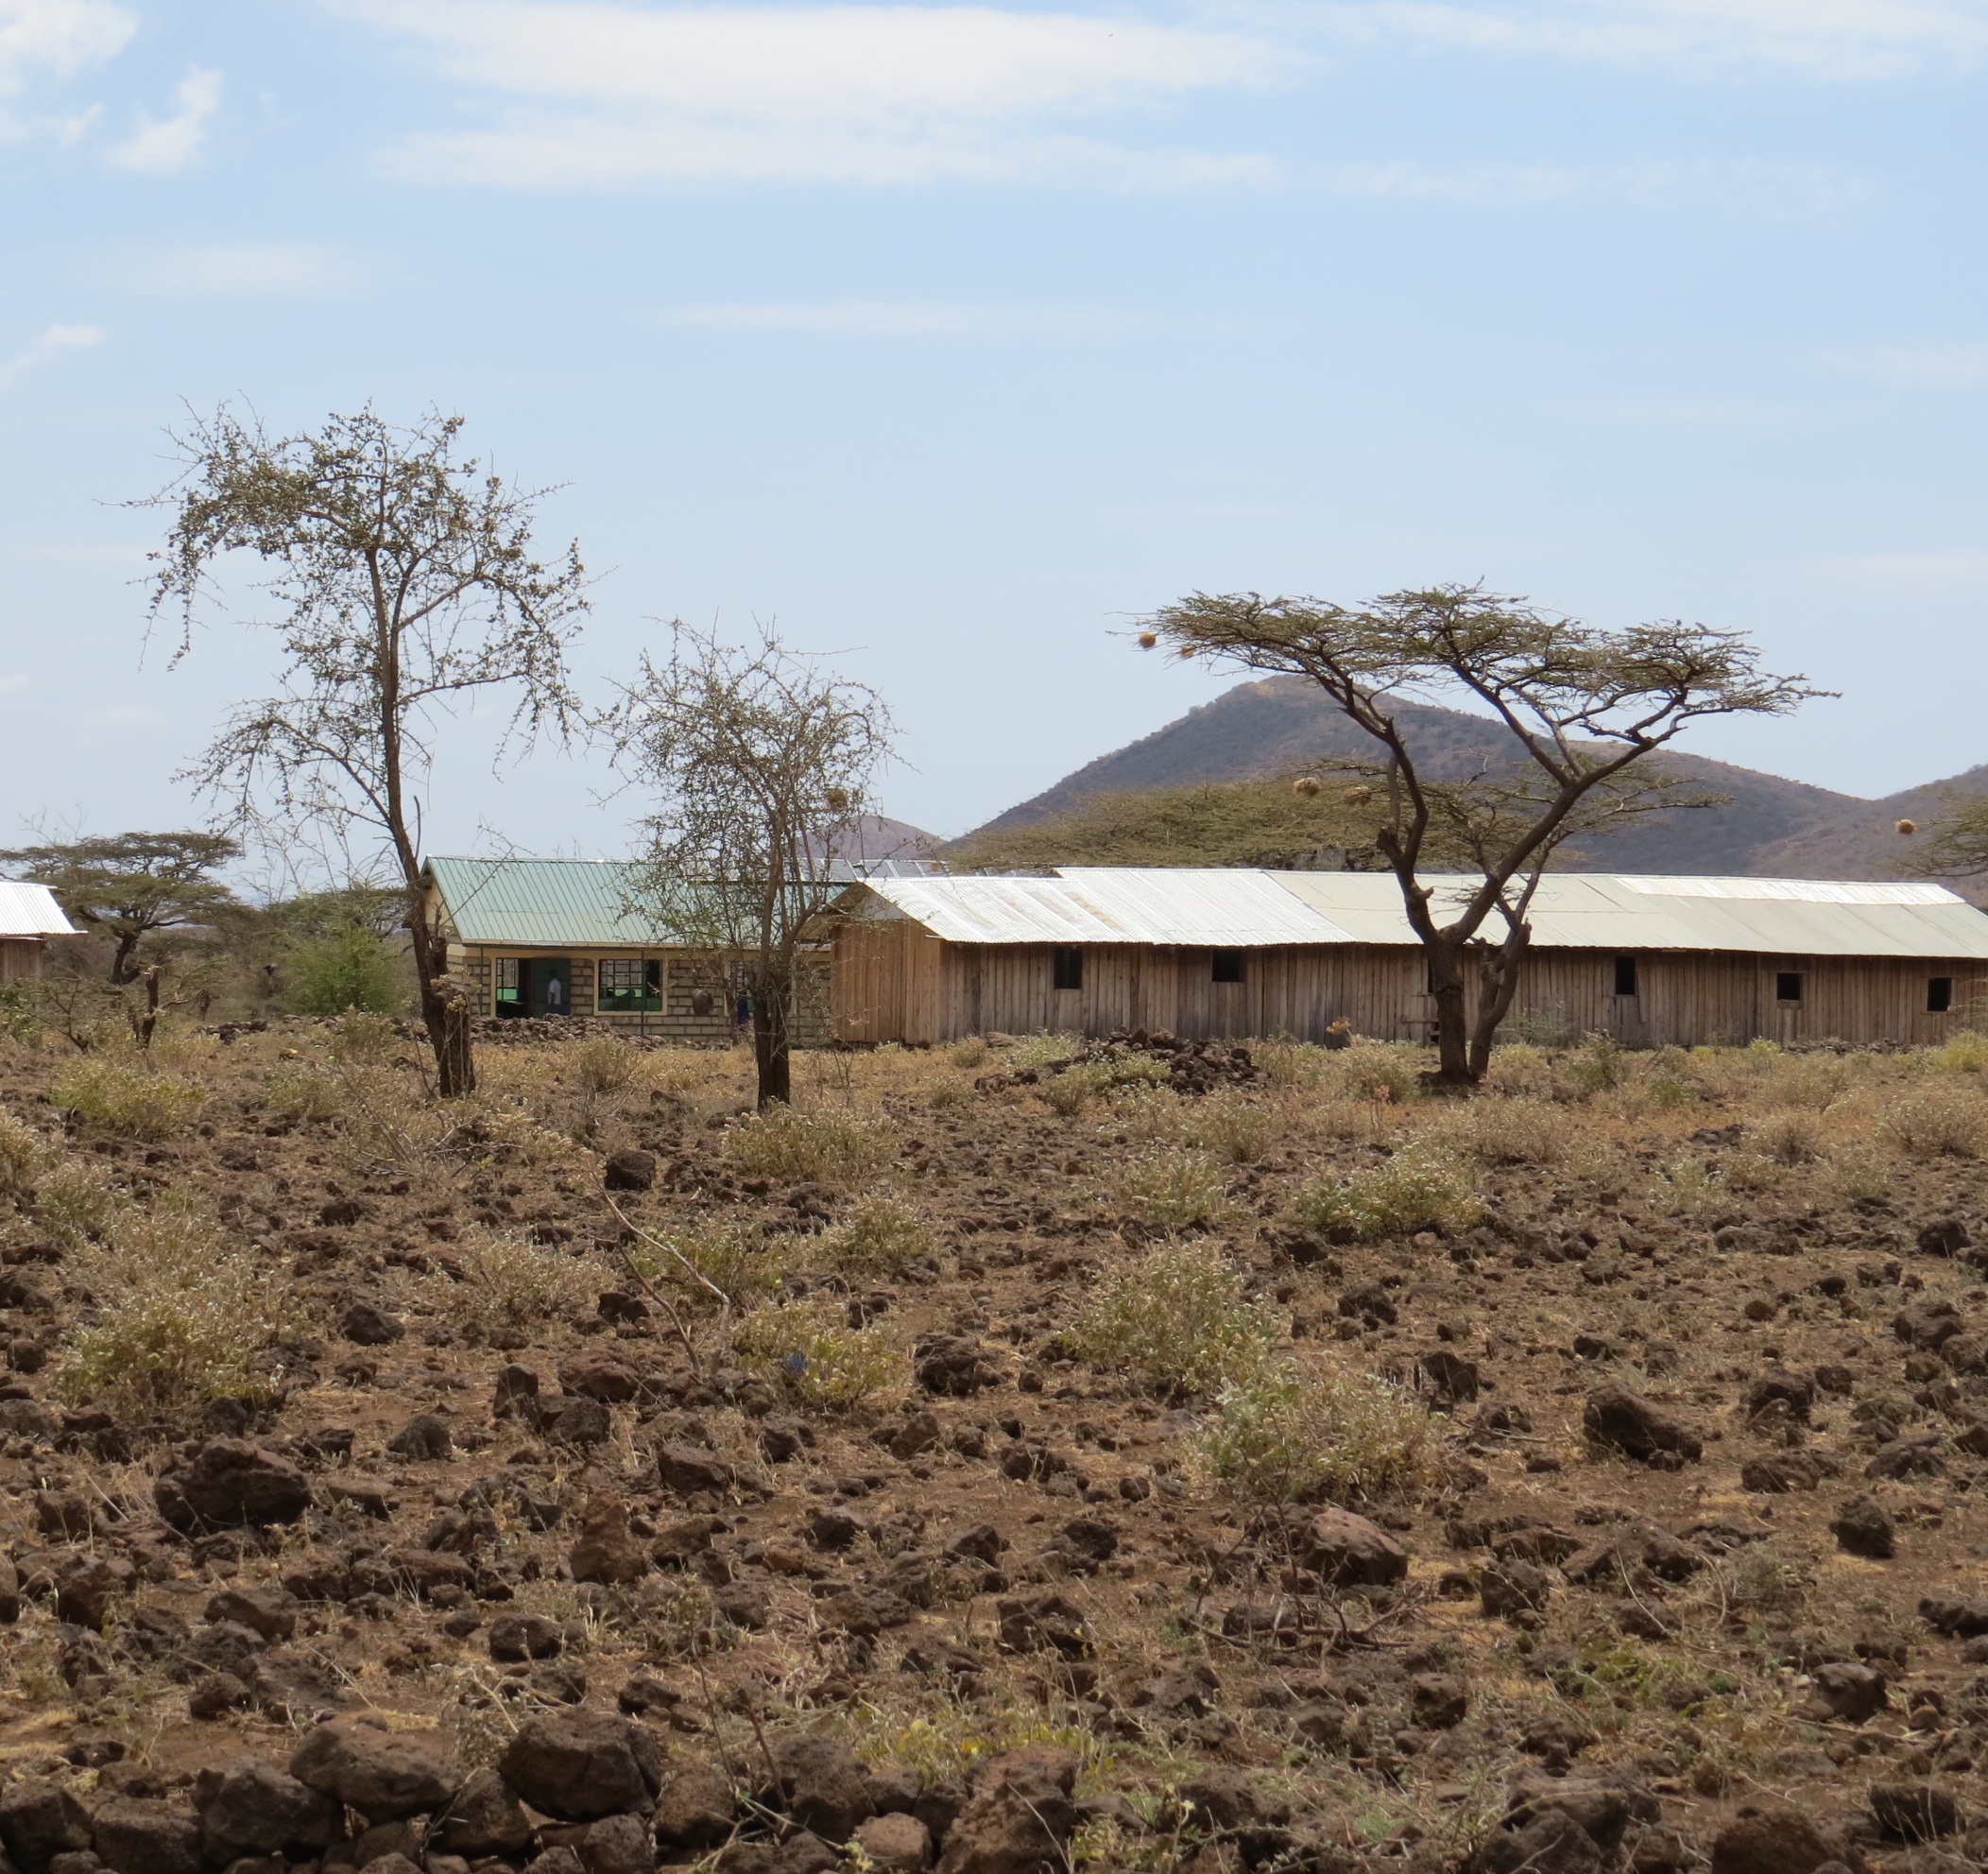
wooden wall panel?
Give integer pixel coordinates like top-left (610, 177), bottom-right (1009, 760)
top-left (830, 925), bottom-right (1988, 1049)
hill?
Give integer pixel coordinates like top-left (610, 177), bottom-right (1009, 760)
top-left (968, 676), bottom-right (1987, 880)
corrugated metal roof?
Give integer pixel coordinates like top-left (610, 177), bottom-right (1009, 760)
top-left (427, 857), bottom-right (671, 948)
top-left (0, 881), bottom-right (78, 938)
top-left (849, 868), bottom-right (1988, 960)
top-left (857, 869), bottom-right (1353, 947)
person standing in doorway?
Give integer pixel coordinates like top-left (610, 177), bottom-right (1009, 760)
top-left (545, 972), bottom-right (565, 1017)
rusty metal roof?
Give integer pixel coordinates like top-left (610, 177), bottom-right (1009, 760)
top-left (0, 881), bottom-right (77, 938)
top-left (846, 868), bottom-right (1988, 959)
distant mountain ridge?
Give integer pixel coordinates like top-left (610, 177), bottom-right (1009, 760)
top-left (971, 677), bottom-right (1988, 882)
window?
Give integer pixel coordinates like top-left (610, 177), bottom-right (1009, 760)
top-left (494, 957), bottom-right (522, 1007)
top-left (1211, 949), bottom-right (1244, 984)
top-left (597, 957), bottom-right (662, 1012)
top-left (1613, 954), bottom-right (1638, 998)
top-left (1929, 976), bottom-right (1955, 1014)
top-left (1775, 971), bottom-right (1804, 1004)
top-left (1053, 947), bottom-right (1084, 991)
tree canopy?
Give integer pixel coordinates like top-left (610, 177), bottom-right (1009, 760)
top-left (1140, 583), bottom-right (1822, 1082)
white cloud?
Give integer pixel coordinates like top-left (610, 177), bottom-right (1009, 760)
top-left (0, 320), bottom-right (102, 389)
top-left (660, 300), bottom-right (1237, 336)
top-left (350, 0), bottom-right (1279, 186)
top-left (0, 0), bottom-right (132, 96)
top-left (108, 241), bottom-right (360, 294)
top-left (1322, 154), bottom-right (1869, 212)
top-left (1314, 0), bottom-right (1988, 81)
top-left (1815, 341), bottom-right (1988, 386)
top-left (106, 62), bottom-right (221, 172)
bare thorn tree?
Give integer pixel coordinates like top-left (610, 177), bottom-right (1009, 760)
top-left (1140, 583), bottom-right (1825, 1084)
top-left (140, 404), bottom-right (589, 1095)
top-left (609, 625), bottom-right (895, 1109)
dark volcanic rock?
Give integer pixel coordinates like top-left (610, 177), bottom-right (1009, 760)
top-left (386, 1413), bottom-right (454, 1460)
top-left (499, 1711), bottom-right (665, 1820)
top-left (1813, 1661), bottom-right (1888, 1723)
top-left (1708, 1808), bottom-right (1835, 1874)
top-left (155, 1440), bottom-right (311, 1530)
top-left (440, 1767), bottom-right (536, 1859)
top-left (1292, 1507), bottom-right (1410, 1586)
top-left (1832, 1494), bottom-right (1897, 1559)
top-left (1582, 1386), bottom-right (1703, 1464)
top-left (914, 1334), bottom-right (997, 1397)
top-left (193, 1758), bottom-right (342, 1862)
top-left (652, 1761), bottom-right (736, 1850)
top-left (934, 1746), bottom-right (1079, 1874)
top-left (570, 1493), bottom-right (648, 1587)
top-left (339, 1301), bottom-right (405, 1347)
top-left (0, 1779), bottom-right (94, 1874)
top-left (604, 1149), bottom-right (657, 1192)
top-left (1870, 1783), bottom-right (1962, 1841)
top-left (761, 1735), bottom-right (877, 1845)
top-left (289, 1715), bottom-right (458, 1822)
top-left (91, 1798), bottom-right (202, 1874)
top-left (657, 1443), bottom-right (736, 1496)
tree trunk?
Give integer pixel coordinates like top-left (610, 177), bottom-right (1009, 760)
top-left (1424, 937), bottom-right (1478, 1086)
top-left (753, 994), bottom-right (790, 1109)
top-left (1467, 927), bottom-right (1532, 1079)
top-left (133, 966), bottom-right (162, 1051)
top-left (111, 933), bottom-right (142, 985)
top-left (408, 910), bottom-right (475, 1097)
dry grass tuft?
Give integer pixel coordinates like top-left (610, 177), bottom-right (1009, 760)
top-left (1879, 1085), bottom-right (1988, 1159)
top-left (49, 1057), bottom-right (207, 1139)
top-left (1195, 1357), bottom-right (1430, 1505)
top-left (427, 1228), bottom-right (604, 1348)
top-left (722, 1104), bottom-right (898, 1186)
top-left (815, 1189), bottom-right (941, 1276)
top-left (1066, 1238), bottom-right (1276, 1400)
top-left (1287, 1142), bottom-right (1482, 1241)
top-left (734, 1296), bottom-right (904, 1407)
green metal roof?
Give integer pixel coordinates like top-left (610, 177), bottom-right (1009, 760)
top-left (427, 857), bottom-right (673, 948)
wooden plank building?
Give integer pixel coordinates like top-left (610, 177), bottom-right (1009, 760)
top-left (0, 881), bottom-right (78, 981)
top-left (829, 868), bottom-right (1988, 1049)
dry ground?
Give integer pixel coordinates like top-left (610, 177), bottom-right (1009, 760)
top-left (7, 1015), bottom-right (1988, 1872)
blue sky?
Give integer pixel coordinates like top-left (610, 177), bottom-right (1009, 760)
top-left (2, 0), bottom-right (1984, 868)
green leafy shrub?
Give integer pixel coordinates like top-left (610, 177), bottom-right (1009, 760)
top-left (50, 1057), bottom-right (206, 1140)
top-left (1196, 1359), bottom-right (1430, 1506)
top-left (1288, 1143), bottom-right (1482, 1242)
top-left (1102, 1150), bottom-right (1234, 1229)
top-left (284, 926), bottom-right (400, 1015)
top-left (57, 1195), bottom-right (300, 1415)
top-left (432, 1229), bottom-right (603, 1348)
top-left (817, 1190), bottom-right (940, 1276)
top-left (735, 1297), bottom-right (903, 1408)
top-left (1066, 1240), bottom-right (1276, 1400)
top-left (722, 1105), bottom-right (898, 1187)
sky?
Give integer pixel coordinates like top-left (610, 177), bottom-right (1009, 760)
top-left (1, 0), bottom-right (1985, 874)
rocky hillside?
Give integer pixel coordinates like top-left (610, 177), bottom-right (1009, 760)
top-left (972, 678), bottom-right (1986, 881)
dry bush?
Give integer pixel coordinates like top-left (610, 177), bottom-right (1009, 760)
top-left (0, 1109), bottom-right (58, 1200)
top-left (50, 1057), bottom-right (206, 1139)
top-left (1066, 1239), bottom-right (1276, 1400)
top-left (1482, 1043), bottom-right (1554, 1096)
top-left (1038, 1069), bottom-right (1097, 1117)
top-left (1752, 1109), bottom-right (1825, 1164)
top-left (925, 1078), bottom-right (971, 1111)
top-left (264, 1062), bottom-right (348, 1124)
top-left (33, 1159), bottom-right (134, 1249)
top-left (324, 1010), bottom-right (403, 1065)
top-left (1178, 1087), bottom-right (1277, 1164)
top-left (1933, 1031), bottom-right (1988, 1075)
top-left (1822, 1142), bottom-right (1892, 1203)
top-left (565, 1034), bottom-right (640, 1095)
top-left (1287, 1143), bottom-right (1482, 1242)
top-left (949, 1036), bottom-right (989, 1071)
top-left (56, 1194), bottom-right (300, 1415)
top-left (429, 1228), bottom-right (603, 1348)
top-left (734, 1297), bottom-right (903, 1408)
top-left (1337, 1045), bottom-right (1424, 1105)
top-left (1442, 1096), bottom-right (1566, 1165)
top-left (815, 1190), bottom-right (941, 1277)
top-left (1879, 1085), bottom-right (1988, 1159)
top-left (1100, 1149), bottom-right (1234, 1229)
top-left (1008, 1032), bottom-right (1086, 1071)
top-left (630, 1217), bottom-right (780, 1305)
top-left (722, 1105), bottom-right (898, 1187)
top-left (1257, 1040), bottom-right (1331, 1088)
top-left (1196, 1358), bottom-right (1430, 1506)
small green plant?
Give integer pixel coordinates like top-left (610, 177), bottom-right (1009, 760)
top-left (816, 1190), bottom-right (940, 1276)
top-left (1287, 1142), bottom-right (1482, 1242)
top-left (50, 1057), bottom-right (206, 1139)
top-left (1102, 1150), bottom-right (1233, 1229)
top-left (722, 1105), bottom-right (898, 1186)
top-left (432, 1229), bottom-right (603, 1348)
top-left (1879, 1086), bottom-right (1988, 1159)
top-left (1196, 1359), bottom-right (1430, 1506)
top-left (1257, 1040), bottom-right (1329, 1089)
top-left (735, 1297), bottom-right (903, 1407)
top-left (0, 1109), bottom-right (57, 1200)
top-left (1567, 1030), bottom-right (1625, 1094)
top-left (1066, 1239), bottom-right (1276, 1400)
top-left (926, 1078), bottom-right (971, 1111)
top-left (57, 1194), bottom-right (301, 1415)
top-left (0, 982), bottom-right (40, 1045)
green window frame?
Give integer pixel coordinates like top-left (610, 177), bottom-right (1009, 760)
top-left (494, 957), bottom-right (522, 1008)
top-left (598, 957), bottom-right (662, 1012)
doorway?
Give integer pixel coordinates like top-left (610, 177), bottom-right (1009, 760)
top-left (497, 956), bottom-right (574, 1018)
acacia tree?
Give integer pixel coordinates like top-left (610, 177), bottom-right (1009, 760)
top-left (0, 831), bottom-right (240, 982)
top-left (142, 405), bottom-right (589, 1095)
top-left (1140, 585), bottom-right (1821, 1084)
top-left (610, 626), bottom-right (894, 1109)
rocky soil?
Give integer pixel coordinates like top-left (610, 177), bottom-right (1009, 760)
top-left (6, 1023), bottom-right (1988, 1874)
